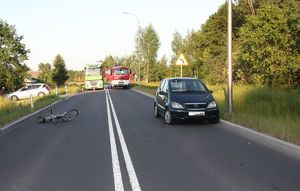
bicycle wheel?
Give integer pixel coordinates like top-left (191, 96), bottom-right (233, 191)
top-left (62, 109), bottom-right (79, 122)
top-left (36, 116), bottom-right (46, 123)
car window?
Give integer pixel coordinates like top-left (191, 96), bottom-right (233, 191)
top-left (21, 86), bottom-right (29, 91)
top-left (161, 80), bottom-right (168, 93)
top-left (159, 80), bottom-right (165, 91)
top-left (114, 68), bottom-right (129, 75)
top-left (170, 79), bottom-right (207, 92)
top-left (28, 85), bottom-right (40, 90)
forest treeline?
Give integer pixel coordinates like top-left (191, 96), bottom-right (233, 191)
top-left (1, 0), bottom-right (299, 92)
top-left (174, 0), bottom-right (300, 86)
top-left (103, 0), bottom-right (299, 86)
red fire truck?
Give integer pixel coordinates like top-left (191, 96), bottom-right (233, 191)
top-left (105, 66), bottom-right (135, 88)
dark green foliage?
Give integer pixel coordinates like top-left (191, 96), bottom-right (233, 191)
top-left (51, 54), bottom-right (68, 86)
top-left (193, 3), bottom-right (240, 83)
top-left (151, 56), bottom-right (168, 82)
top-left (170, 0), bottom-right (299, 86)
top-left (0, 20), bottom-right (30, 92)
top-left (236, 3), bottom-right (299, 85)
top-left (170, 4), bottom-right (230, 83)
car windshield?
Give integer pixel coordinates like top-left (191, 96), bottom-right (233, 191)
top-left (170, 79), bottom-right (207, 93)
top-left (114, 68), bottom-right (129, 75)
top-left (86, 68), bottom-right (101, 76)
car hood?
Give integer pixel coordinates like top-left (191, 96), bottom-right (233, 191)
top-left (170, 92), bottom-right (214, 104)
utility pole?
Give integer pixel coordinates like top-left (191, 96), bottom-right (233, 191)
top-left (227, 0), bottom-right (233, 113)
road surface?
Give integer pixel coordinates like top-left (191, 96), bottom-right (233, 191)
top-left (0, 89), bottom-right (300, 191)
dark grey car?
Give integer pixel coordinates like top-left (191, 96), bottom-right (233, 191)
top-left (154, 78), bottom-right (220, 124)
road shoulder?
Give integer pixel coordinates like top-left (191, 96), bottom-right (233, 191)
top-left (131, 88), bottom-right (300, 161)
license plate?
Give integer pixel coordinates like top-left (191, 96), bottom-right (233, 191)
top-left (188, 111), bottom-right (205, 116)
top-left (90, 81), bottom-right (98, 85)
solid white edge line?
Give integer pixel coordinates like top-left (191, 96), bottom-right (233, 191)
top-left (220, 120), bottom-right (300, 161)
top-left (105, 89), bottom-right (124, 191)
top-left (108, 93), bottom-right (142, 191)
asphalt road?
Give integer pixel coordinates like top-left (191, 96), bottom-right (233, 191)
top-left (0, 89), bottom-right (300, 191)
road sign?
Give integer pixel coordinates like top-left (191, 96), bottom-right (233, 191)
top-left (175, 54), bottom-right (188, 66)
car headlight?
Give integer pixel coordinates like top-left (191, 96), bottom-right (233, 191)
top-left (172, 102), bottom-right (184, 109)
top-left (207, 101), bottom-right (217, 109)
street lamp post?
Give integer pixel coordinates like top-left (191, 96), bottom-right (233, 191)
top-left (123, 12), bottom-right (141, 86)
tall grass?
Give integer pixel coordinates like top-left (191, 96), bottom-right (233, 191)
top-left (133, 83), bottom-right (300, 145)
top-left (209, 85), bottom-right (300, 145)
top-left (0, 95), bottom-right (60, 128)
top-left (132, 82), bottom-right (159, 96)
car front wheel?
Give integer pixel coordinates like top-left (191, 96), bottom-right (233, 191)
top-left (208, 115), bottom-right (220, 124)
top-left (154, 103), bottom-right (160, 118)
top-left (11, 95), bottom-right (18, 101)
top-left (164, 109), bottom-right (174, 125)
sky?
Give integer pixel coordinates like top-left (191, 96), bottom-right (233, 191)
top-left (1, 0), bottom-right (226, 71)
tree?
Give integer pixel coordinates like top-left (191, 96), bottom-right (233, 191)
top-left (52, 54), bottom-right (68, 86)
top-left (169, 31), bottom-right (185, 77)
top-left (135, 24), bottom-right (160, 82)
top-left (196, 4), bottom-right (228, 84)
top-left (152, 55), bottom-right (169, 81)
top-left (236, 3), bottom-right (298, 85)
top-left (38, 62), bottom-right (52, 84)
top-left (102, 55), bottom-right (117, 69)
top-left (68, 70), bottom-right (84, 82)
top-left (171, 31), bottom-right (185, 63)
top-left (0, 20), bottom-right (30, 91)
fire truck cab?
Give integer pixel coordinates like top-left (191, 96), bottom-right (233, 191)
top-left (105, 66), bottom-right (134, 88)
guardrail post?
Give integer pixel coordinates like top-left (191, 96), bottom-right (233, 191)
top-left (30, 94), bottom-right (34, 109)
top-left (65, 85), bottom-right (68, 94)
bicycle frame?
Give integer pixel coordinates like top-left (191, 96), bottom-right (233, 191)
top-left (44, 109), bottom-right (66, 121)
top-left (36, 108), bottom-right (78, 123)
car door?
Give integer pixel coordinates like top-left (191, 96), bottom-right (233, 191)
top-left (17, 86), bottom-right (30, 99)
top-left (156, 79), bottom-right (169, 112)
top-left (29, 84), bottom-right (41, 97)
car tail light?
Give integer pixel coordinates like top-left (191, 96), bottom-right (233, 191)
top-left (43, 84), bottom-right (51, 93)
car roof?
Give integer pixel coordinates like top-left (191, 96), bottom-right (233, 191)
top-left (164, 77), bottom-right (199, 81)
top-left (27, 83), bottom-right (45, 86)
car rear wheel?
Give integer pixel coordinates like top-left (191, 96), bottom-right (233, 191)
top-left (164, 109), bottom-right (174, 125)
top-left (154, 103), bottom-right (160, 118)
top-left (11, 95), bottom-right (18, 101)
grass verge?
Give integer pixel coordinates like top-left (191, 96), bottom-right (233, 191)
top-left (133, 82), bottom-right (300, 145)
top-left (0, 95), bottom-right (61, 128)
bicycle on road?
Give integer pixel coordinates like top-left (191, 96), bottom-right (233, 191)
top-left (35, 109), bottom-right (79, 123)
